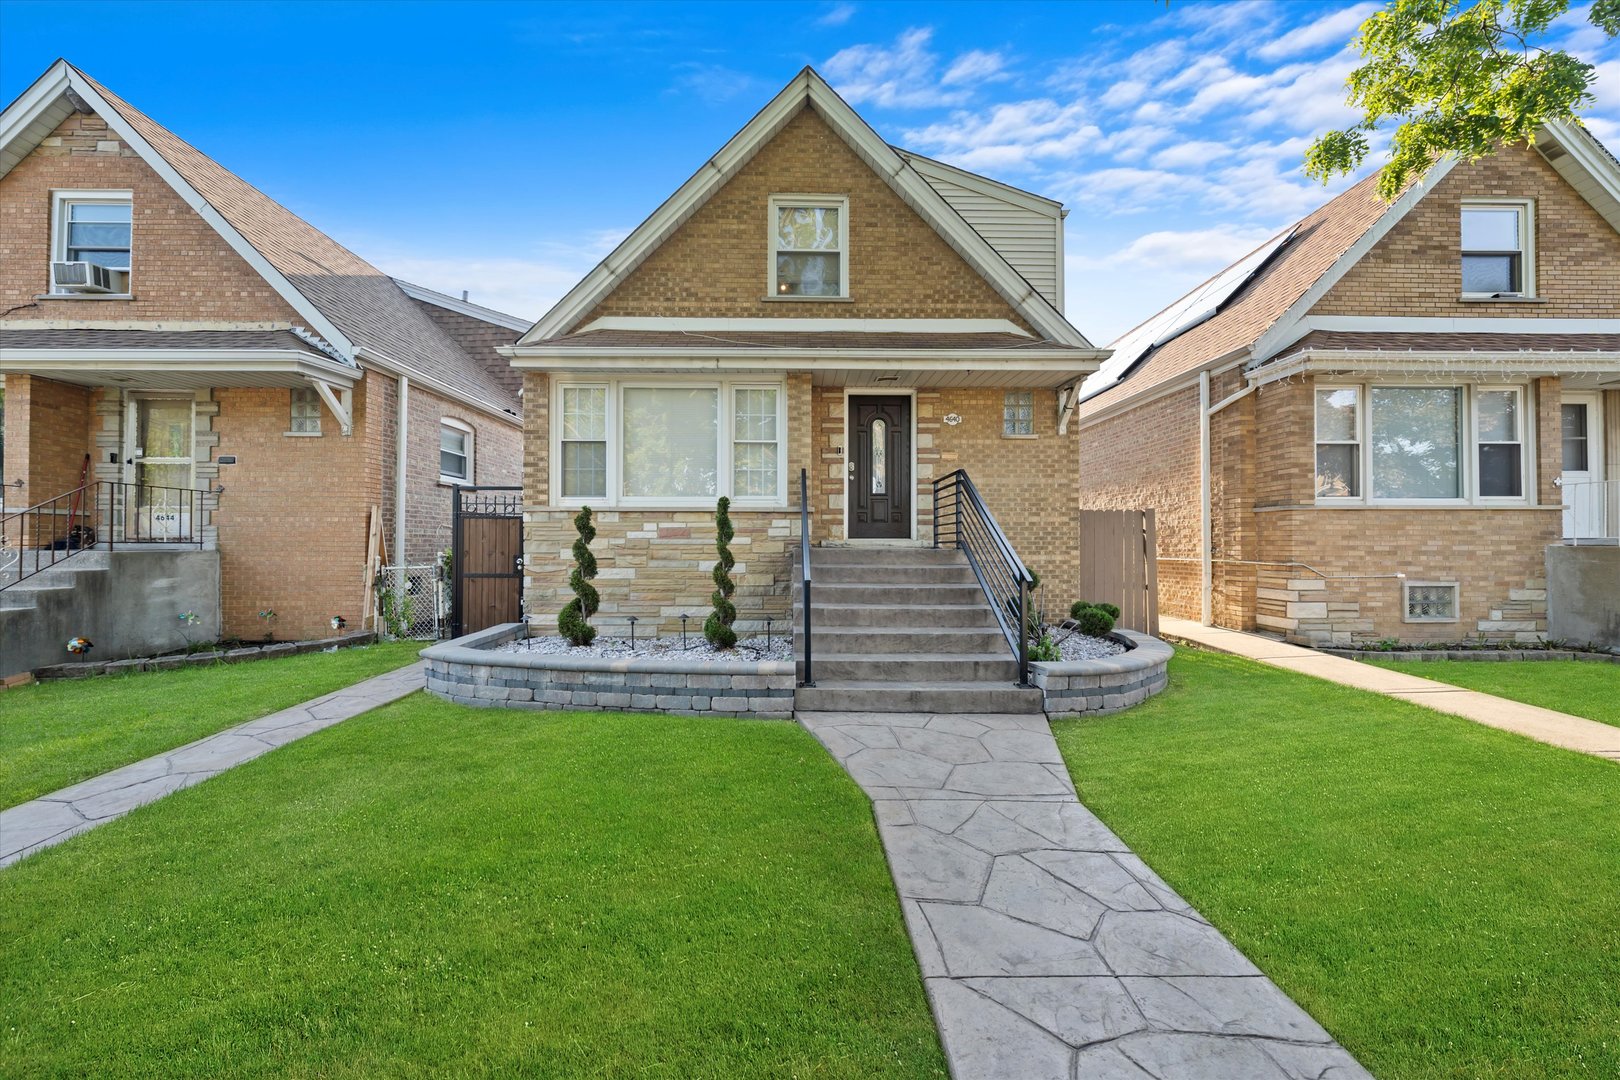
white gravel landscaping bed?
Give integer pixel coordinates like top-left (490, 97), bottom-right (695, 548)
top-left (1042, 625), bottom-right (1129, 662)
top-left (498, 633), bottom-right (794, 663)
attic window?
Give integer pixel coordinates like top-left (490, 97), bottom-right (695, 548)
top-left (1461, 202), bottom-right (1533, 297)
top-left (769, 195), bottom-right (847, 299)
top-left (50, 190), bottom-right (132, 294)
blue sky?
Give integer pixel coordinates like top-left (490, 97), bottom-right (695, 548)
top-left (2, 0), bottom-right (1615, 342)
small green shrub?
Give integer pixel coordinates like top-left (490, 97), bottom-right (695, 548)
top-left (1092, 602), bottom-right (1121, 621)
top-left (1029, 633), bottom-right (1060, 662)
top-left (558, 506), bottom-right (599, 646)
top-left (704, 497), bottom-right (738, 649)
top-left (1074, 607), bottom-right (1116, 639)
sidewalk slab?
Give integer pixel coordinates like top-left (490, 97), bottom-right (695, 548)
top-left (1162, 617), bottom-right (1620, 762)
top-left (800, 710), bottom-right (1370, 1080)
top-left (1, 662), bottom-right (424, 868)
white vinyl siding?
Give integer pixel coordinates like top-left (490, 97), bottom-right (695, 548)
top-left (905, 155), bottom-right (1064, 309)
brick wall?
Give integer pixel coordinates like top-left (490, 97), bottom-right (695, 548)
top-left (0, 112), bottom-right (303, 325)
top-left (400, 382), bottom-right (522, 564)
top-left (580, 106), bottom-right (1032, 328)
top-left (210, 381), bottom-right (378, 640)
top-left (1, 375), bottom-right (92, 509)
top-left (1311, 145), bottom-right (1620, 317)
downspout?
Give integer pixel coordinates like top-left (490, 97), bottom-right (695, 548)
top-left (393, 373), bottom-right (409, 624)
top-left (1199, 369), bottom-right (1260, 627)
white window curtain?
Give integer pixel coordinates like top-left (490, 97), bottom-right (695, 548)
top-left (775, 205), bottom-right (842, 296)
top-left (732, 388), bottom-right (779, 498)
top-left (622, 387), bottom-right (719, 498)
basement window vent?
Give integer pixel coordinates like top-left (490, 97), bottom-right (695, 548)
top-left (1404, 581), bottom-right (1458, 623)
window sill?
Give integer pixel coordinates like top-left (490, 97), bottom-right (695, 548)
top-left (439, 476), bottom-right (471, 487)
top-left (761, 295), bottom-right (854, 303)
top-left (1403, 618), bottom-right (1460, 625)
top-left (282, 431), bottom-right (323, 438)
top-left (1000, 433), bottom-right (1038, 440)
top-left (35, 292), bottom-right (135, 301)
top-left (1458, 294), bottom-right (1546, 303)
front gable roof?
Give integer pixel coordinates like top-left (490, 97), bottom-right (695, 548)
top-left (520, 68), bottom-right (1091, 348)
top-left (1080, 123), bottom-right (1620, 420)
top-left (0, 60), bottom-right (521, 420)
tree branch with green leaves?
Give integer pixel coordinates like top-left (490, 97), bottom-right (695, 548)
top-left (1306, 0), bottom-right (1619, 202)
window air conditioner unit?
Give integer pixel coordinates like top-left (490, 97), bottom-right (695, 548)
top-left (51, 261), bottom-right (125, 293)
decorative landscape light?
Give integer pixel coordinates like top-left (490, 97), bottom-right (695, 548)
top-left (627, 614), bottom-right (639, 649)
top-left (679, 613), bottom-right (690, 650)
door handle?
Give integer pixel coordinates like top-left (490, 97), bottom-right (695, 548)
top-left (847, 461), bottom-right (856, 478)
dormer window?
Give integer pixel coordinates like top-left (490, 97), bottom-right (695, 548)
top-left (51, 191), bottom-right (132, 295)
top-left (769, 195), bottom-right (847, 298)
top-left (1461, 202), bottom-right (1533, 297)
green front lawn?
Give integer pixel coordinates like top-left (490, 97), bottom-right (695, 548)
top-left (1368, 658), bottom-right (1620, 728)
top-left (0, 697), bottom-right (945, 1079)
top-left (0, 641), bottom-right (423, 808)
top-left (1054, 648), bottom-right (1620, 1080)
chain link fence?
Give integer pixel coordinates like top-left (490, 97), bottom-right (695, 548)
top-left (375, 564), bottom-right (446, 640)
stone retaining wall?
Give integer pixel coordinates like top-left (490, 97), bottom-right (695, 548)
top-left (1032, 631), bottom-right (1173, 717)
top-left (421, 624), bottom-right (797, 719)
top-left (31, 630), bottom-right (379, 681)
top-left (1323, 647), bottom-right (1620, 664)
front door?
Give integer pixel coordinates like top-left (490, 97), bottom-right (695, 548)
top-left (125, 395), bottom-right (195, 540)
top-left (1560, 393), bottom-right (1606, 540)
top-left (850, 395), bottom-right (911, 539)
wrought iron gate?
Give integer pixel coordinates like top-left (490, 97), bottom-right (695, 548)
top-left (451, 486), bottom-right (523, 638)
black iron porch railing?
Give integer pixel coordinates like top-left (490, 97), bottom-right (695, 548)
top-left (0, 481), bottom-right (207, 591)
top-left (798, 467), bottom-right (814, 687)
top-left (932, 468), bottom-right (1033, 686)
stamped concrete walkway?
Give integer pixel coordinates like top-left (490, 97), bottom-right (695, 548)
top-left (1162, 616), bottom-right (1620, 762)
top-left (800, 711), bottom-right (1370, 1080)
top-left (0, 662), bottom-right (424, 868)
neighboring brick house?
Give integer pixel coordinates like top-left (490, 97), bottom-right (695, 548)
top-left (506, 69), bottom-right (1105, 636)
top-left (1078, 128), bottom-right (1620, 646)
top-left (0, 61), bottom-right (523, 667)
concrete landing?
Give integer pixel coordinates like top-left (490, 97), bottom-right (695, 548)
top-left (0, 662), bottom-right (424, 867)
top-left (1162, 617), bottom-right (1620, 762)
top-left (800, 710), bottom-right (1369, 1080)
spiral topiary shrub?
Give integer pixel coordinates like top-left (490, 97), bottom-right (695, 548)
top-left (704, 497), bottom-right (738, 648)
top-left (558, 506), bottom-right (599, 646)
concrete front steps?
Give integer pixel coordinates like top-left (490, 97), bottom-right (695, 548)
top-left (792, 546), bottom-right (1043, 714)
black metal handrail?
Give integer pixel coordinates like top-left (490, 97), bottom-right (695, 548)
top-left (1, 481), bottom-right (207, 591)
top-left (798, 467), bottom-right (814, 687)
top-left (932, 469), bottom-right (1033, 686)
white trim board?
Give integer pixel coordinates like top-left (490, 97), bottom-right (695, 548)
top-left (1282, 315), bottom-right (1620, 336)
top-left (518, 67), bottom-right (1090, 349)
top-left (394, 279), bottom-right (535, 333)
top-left (576, 317), bottom-right (1033, 335)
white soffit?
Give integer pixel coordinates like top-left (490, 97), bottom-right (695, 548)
top-left (1078, 226), bottom-right (1296, 401)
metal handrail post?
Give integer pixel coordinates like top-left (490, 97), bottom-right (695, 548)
top-left (799, 467), bottom-right (814, 687)
top-left (1017, 573), bottom-right (1031, 687)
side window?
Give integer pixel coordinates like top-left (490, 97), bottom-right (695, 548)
top-left (50, 191), bottom-right (133, 294)
top-left (1461, 203), bottom-right (1532, 297)
top-left (440, 420), bottom-right (473, 483)
top-left (1003, 391), bottom-right (1035, 436)
top-left (289, 387), bottom-right (322, 435)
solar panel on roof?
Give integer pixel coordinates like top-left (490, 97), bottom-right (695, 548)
top-left (1079, 226), bottom-right (1296, 401)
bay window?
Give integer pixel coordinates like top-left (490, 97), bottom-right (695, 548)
top-left (1312, 382), bottom-right (1532, 504)
top-left (553, 380), bottom-right (786, 506)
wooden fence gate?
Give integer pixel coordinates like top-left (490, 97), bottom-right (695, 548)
top-left (451, 486), bottom-right (523, 638)
top-left (1078, 509), bottom-right (1159, 636)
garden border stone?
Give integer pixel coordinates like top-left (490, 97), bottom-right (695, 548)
top-left (421, 623), bottom-right (797, 719)
top-left (1031, 630), bottom-right (1173, 717)
top-left (1324, 647), bottom-right (1620, 664)
top-left (32, 630), bottom-right (379, 681)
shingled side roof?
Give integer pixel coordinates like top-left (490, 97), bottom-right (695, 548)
top-left (72, 67), bottom-right (521, 419)
top-left (1078, 171), bottom-right (1395, 417)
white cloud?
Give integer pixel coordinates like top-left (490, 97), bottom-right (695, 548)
top-left (817, 2), bottom-right (856, 28)
top-left (367, 230), bottom-right (627, 323)
top-left (1072, 223), bottom-right (1281, 272)
top-left (669, 63), bottom-right (769, 105)
top-left (1253, 2), bottom-right (1378, 61)
top-left (1150, 140), bottom-right (1232, 170)
top-left (824, 28), bottom-right (972, 108)
top-left (902, 98), bottom-right (1100, 168)
top-left (1098, 79), bottom-right (1147, 110)
top-left (942, 49), bottom-right (1008, 87)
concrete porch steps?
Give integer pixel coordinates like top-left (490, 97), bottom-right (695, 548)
top-left (793, 545), bottom-right (1042, 715)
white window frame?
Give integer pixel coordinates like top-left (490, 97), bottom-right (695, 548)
top-left (1460, 199), bottom-right (1535, 299)
top-left (1313, 384), bottom-right (1363, 502)
top-left (1472, 385), bottom-right (1526, 503)
top-left (50, 189), bottom-right (134, 294)
top-left (767, 194), bottom-right (849, 300)
top-left (549, 377), bottom-right (788, 509)
top-left (558, 384), bottom-right (609, 502)
top-left (1403, 580), bottom-right (1460, 624)
top-left (439, 418), bottom-right (474, 485)
top-left (1311, 380), bottom-right (1535, 508)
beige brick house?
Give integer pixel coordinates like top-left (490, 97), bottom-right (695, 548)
top-left (1078, 129), bottom-right (1620, 646)
top-left (506, 69), bottom-right (1105, 638)
top-left (1, 61), bottom-right (522, 669)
